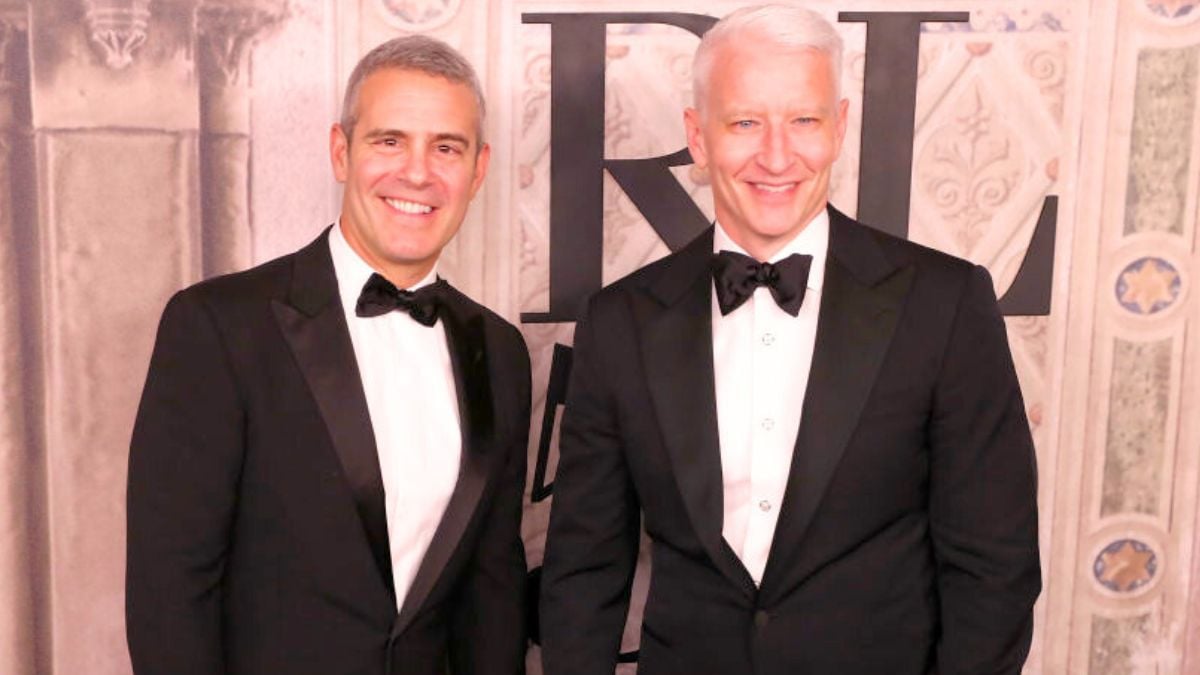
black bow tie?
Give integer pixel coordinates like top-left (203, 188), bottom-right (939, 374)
top-left (711, 250), bottom-right (812, 316)
top-left (355, 273), bottom-right (445, 326)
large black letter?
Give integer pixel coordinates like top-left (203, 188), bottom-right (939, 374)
top-left (839, 12), bottom-right (968, 237)
top-left (520, 13), bottom-right (715, 324)
top-left (840, 11), bottom-right (1055, 315)
top-left (530, 343), bottom-right (572, 503)
top-left (998, 196), bottom-right (1057, 315)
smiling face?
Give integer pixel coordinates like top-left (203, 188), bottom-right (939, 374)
top-left (331, 67), bottom-right (490, 287)
top-left (685, 39), bottom-right (847, 261)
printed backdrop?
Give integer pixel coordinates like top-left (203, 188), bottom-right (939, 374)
top-left (1, 0), bottom-right (1198, 673)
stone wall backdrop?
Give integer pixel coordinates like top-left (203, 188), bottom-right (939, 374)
top-left (0, 1), bottom-right (1197, 673)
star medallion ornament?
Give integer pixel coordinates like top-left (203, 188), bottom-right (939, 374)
top-left (1093, 539), bottom-right (1157, 593)
top-left (1117, 257), bottom-right (1181, 315)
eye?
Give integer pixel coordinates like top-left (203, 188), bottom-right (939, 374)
top-left (732, 119), bottom-right (757, 130)
top-left (436, 143), bottom-right (463, 155)
top-left (376, 137), bottom-right (400, 147)
top-left (794, 116), bottom-right (819, 125)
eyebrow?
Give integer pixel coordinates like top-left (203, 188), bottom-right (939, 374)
top-left (361, 129), bottom-right (472, 147)
top-left (432, 132), bottom-right (472, 147)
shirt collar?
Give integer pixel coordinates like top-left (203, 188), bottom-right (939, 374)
top-left (712, 207), bottom-right (830, 294)
top-left (329, 220), bottom-right (439, 318)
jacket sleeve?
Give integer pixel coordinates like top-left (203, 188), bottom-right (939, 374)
top-left (928, 265), bottom-right (1042, 674)
top-left (538, 302), bottom-right (641, 675)
top-left (449, 324), bottom-right (532, 675)
top-left (126, 290), bottom-right (243, 675)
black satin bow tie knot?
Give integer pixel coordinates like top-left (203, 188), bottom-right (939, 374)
top-left (712, 250), bottom-right (813, 316)
top-left (355, 273), bottom-right (445, 326)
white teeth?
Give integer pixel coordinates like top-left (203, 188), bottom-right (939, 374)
top-left (754, 183), bottom-right (795, 193)
top-left (384, 198), bottom-right (434, 214)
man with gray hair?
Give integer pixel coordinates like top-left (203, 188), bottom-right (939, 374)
top-left (128, 35), bottom-right (529, 674)
top-left (540, 5), bottom-right (1040, 674)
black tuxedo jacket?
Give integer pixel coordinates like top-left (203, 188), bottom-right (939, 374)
top-left (540, 207), bottom-right (1040, 675)
top-left (127, 229), bottom-right (530, 675)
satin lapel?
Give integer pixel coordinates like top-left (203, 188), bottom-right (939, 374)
top-left (642, 230), bottom-right (756, 598)
top-left (392, 288), bottom-right (492, 638)
top-left (271, 230), bottom-right (395, 604)
top-left (759, 211), bottom-right (914, 599)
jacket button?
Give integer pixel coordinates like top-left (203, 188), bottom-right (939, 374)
top-left (754, 610), bottom-right (769, 628)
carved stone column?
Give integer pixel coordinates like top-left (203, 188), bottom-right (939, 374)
top-left (197, 0), bottom-right (283, 277)
top-left (0, 10), bottom-right (38, 675)
top-left (32, 1), bottom-right (200, 671)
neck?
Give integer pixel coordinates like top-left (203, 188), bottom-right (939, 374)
top-left (378, 264), bottom-right (433, 290)
top-left (719, 203), bottom-right (827, 262)
top-left (337, 219), bottom-right (435, 290)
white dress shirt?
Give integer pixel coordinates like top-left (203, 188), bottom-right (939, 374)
top-left (329, 222), bottom-right (462, 613)
top-left (712, 210), bottom-right (829, 585)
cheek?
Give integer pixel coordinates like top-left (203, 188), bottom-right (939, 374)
top-left (709, 145), bottom-right (754, 180)
top-left (353, 157), bottom-right (394, 185)
top-left (442, 167), bottom-right (478, 200)
top-left (801, 136), bottom-right (839, 169)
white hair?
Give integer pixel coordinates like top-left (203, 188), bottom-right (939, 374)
top-left (692, 4), bottom-right (844, 111)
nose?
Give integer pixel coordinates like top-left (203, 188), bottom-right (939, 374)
top-left (757, 125), bottom-right (793, 174)
top-left (397, 145), bottom-right (431, 186)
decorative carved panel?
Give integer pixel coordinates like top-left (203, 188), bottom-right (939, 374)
top-left (83, 0), bottom-right (151, 70)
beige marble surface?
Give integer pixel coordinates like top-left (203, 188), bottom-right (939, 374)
top-left (2, 0), bottom-right (1199, 673)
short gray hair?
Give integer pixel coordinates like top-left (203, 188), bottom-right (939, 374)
top-left (692, 4), bottom-right (843, 111)
top-left (340, 35), bottom-right (487, 146)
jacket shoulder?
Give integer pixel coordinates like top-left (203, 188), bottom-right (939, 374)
top-left (442, 285), bottom-right (529, 363)
top-left (582, 253), bottom-right (673, 325)
top-left (173, 231), bottom-right (331, 311)
top-left (585, 227), bottom-right (714, 319)
top-left (842, 211), bottom-right (971, 267)
top-left (185, 255), bottom-right (291, 303)
top-left (831, 210), bottom-right (982, 297)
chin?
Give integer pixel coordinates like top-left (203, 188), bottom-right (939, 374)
top-left (752, 221), bottom-right (805, 240)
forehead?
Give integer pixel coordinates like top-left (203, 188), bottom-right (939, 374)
top-left (704, 41), bottom-right (837, 111)
top-left (354, 68), bottom-right (481, 137)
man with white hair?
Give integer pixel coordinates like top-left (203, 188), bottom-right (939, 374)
top-left (540, 5), bottom-right (1040, 674)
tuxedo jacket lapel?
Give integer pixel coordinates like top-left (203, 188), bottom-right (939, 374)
top-left (642, 229), bottom-right (757, 598)
top-left (393, 287), bottom-right (493, 638)
top-left (759, 208), bottom-right (915, 598)
top-left (271, 231), bottom-right (396, 604)
top-left (272, 232), bottom-right (502, 637)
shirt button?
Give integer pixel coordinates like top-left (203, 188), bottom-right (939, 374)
top-left (761, 418), bottom-right (774, 431)
top-left (761, 333), bottom-right (775, 346)
top-left (759, 499), bottom-right (772, 512)
top-left (754, 610), bottom-right (770, 628)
